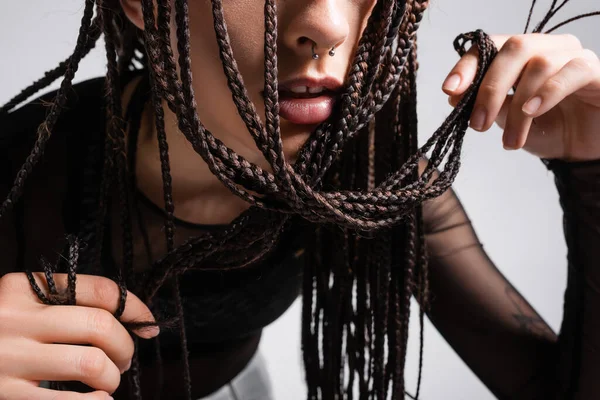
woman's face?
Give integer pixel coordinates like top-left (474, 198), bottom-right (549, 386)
top-left (126, 0), bottom-right (377, 166)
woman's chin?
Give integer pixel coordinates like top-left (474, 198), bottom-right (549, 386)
top-left (280, 120), bottom-right (314, 163)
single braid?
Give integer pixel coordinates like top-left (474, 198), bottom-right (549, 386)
top-left (0, 16), bottom-right (103, 115)
top-left (101, 0), bottom-right (131, 320)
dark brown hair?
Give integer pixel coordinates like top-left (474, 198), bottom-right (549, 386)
top-left (1, 0), bottom-right (598, 399)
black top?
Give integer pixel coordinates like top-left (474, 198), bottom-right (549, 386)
top-left (0, 72), bottom-right (306, 397)
top-left (2, 71), bottom-right (600, 399)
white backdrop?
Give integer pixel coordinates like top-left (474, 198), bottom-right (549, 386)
top-left (1, 1), bottom-right (599, 399)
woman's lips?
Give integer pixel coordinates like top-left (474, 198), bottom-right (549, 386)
top-left (277, 92), bottom-right (337, 125)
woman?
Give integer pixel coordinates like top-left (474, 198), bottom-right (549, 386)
top-left (0, 0), bottom-right (599, 399)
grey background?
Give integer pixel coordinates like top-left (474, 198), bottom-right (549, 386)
top-left (1, 1), bottom-right (599, 399)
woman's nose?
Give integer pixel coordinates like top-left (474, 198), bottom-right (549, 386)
top-left (281, 0), bottom-right (350, 60)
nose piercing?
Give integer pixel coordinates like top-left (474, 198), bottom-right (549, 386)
top-left (311, 43), bottom-right (337, 60)
top-left (311, 43), bottom-right (320, 60)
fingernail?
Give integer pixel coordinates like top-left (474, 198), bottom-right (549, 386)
top-left (504, 130), bottom-right (517, 149)
top-left (522, 96), bottom-right (542, 115)
top-left (443, 74), bottom-right (461, 92)
top-left (137, 325), bottom-right (160, 339)
top-left (470, 105), bottom-right (487, 131)
top-left (106, 396), bottom-right (114, 400)
top-left (146, 326), bottom-right (160, 338)
top-left (125, 359), bottom-right (132, 372)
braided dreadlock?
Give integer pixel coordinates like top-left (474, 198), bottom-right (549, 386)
top-left (2, 0), bottom-right (599, 399)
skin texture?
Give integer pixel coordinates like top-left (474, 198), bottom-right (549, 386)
top-left (446, 33), bottom-right (600, 160)
top-left (121, 0), bottom-right (377, 225)
top-left (0, 273), bottom-right (158, 398)
top-left (121, 1), bottom-right (600, 225)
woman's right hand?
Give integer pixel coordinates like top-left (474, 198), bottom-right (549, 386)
top-left (0, 272), bottom-right (159, 399)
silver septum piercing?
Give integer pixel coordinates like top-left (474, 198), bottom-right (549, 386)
top-left (311, 43), bottom-right (336, 60)
top-left (311, 43), bottom-right (320, 60)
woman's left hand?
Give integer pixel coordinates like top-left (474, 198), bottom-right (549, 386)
top-left (444, 33), bottom-right (600, 161)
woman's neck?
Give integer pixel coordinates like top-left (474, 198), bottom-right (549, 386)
top-left (125, 79), bottom-right (255, 226)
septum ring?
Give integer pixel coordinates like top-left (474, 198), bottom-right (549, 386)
top-left (311, 42), bottom-right (336, 60)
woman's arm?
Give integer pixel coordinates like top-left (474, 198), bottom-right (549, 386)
top-left (422, 159), bottom-right (600, 399)
top-left (422, 180), bottom-right (557, 400)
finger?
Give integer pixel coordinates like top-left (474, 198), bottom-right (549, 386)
top-left (492, 94), bottom-right (513, 131)
top-left (448, 92), bottom-right (466, 108)
top-left (29, 306), bottom-right (134, 373)
top-left (442, 35), bottom-right (511, 95)
top-left (444, 34), bottom-right (581, 133)
top-left (442, 33), bottom-right (581, 98)
top-left (522, 49), bottom-right (600, 118)
top-left (457, 92), bottom-right (563, 157)
top-left (483, 93), bottom-right (566, 158)
top-left (451, 91), bottom-right (519, 121)
top-left (4, 340), bottom-right (121, 395)
top-left (0, 379), bottom-right (112, 400)
top-left (1, 272), bottom-right (159, 339)
top-left (502, 51), bottom-right (578, 149)
top-left (470, 35), bottom-right (582, 133)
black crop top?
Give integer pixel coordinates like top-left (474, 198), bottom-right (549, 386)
top-left (2, 71), bottom-right (600, 399)
top-left (0, 72), bottom-right (306, 397)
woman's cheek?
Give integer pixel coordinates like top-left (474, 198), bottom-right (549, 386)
top-left (222, 1), bottom-right (267, 91)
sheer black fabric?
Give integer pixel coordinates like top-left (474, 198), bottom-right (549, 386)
top-left (421, 157), bottom-right (600, 400)
top-left (1, 75), bottom-right (599, 399)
